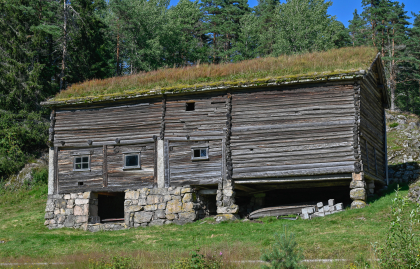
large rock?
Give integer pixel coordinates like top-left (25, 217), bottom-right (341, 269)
top-left (144, 204), bottom-right (157, 211)
top-left (147, 195), bottom-right (163, 204)
top-left (149, 219), bottom-right (165, 226)
top-left (350, 180), bottom-right (366, 189)
top-left (125, 191), bottom-right (140, 200)
top-left (165, 213), bottom-right (177, 220)
top-left (125, 205), bottom-right (143, 212)
top-left (134, 211), bottom-right (153, 223)
top-left (154, 210), bottom-right (166, 219)
top-left (182, 202), bottom-right (195, 212)
top-left (166, 200), bottom-right (183, 214)
top-left (75, 199), bottom-right (89, 205)
top-left (350, 188), bottom-right (366, 201)
top-left (75, 216), bottom-right (88, 223)
top-left (215, 214), bottom-right (239, 222)
top-left (57, 199), bottom-right (67, 209)
top-left (181, 187), bottom-right (192, 194)
top-left (217, 204), bottom-right (239, 214)
top-left (351, 200), bottom-right (367, 209)
top-left (182, 193), bottom-right (195, 203)
top-left (64, 215), bottom-right (75, 227)
top-left (74, 205), bottom-right (88, 216)
top-left (178, 212), bottom-right (196, 221)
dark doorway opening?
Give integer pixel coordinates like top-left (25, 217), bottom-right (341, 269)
top-left (98, 192), bottom-right (125, 223)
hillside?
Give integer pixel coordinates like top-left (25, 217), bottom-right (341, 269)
top-left (0, 179), bottom-right (413, 268)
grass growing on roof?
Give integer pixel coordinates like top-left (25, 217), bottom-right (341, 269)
top-left (52, 47), bottom-right (377, 102)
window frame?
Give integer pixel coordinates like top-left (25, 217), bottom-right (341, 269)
top-left (73, 155), bottom-right (91, 171)
top-left (123, 152), bottom-right (141, 170)
top-left (191, 147), bottom-right (209, 161)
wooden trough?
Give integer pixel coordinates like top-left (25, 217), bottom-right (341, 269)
top-left (248, 205), bottom-right (315, 219)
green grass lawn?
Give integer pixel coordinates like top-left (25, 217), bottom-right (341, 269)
top-left (0, 184), bottom-right (417, 268)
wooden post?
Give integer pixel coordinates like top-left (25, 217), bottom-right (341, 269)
top-left (54, 147), bottom-right (59, 194)
top-left (103, 145), bottom-right (108, 187)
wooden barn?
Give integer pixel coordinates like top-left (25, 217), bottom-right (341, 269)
top-left (42, 47), bottom-right (389, 230)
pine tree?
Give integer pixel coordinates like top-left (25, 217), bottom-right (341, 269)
top-left (348, 9), bottom-right (369, 46)
top-left (166, 0), bottom-right (208, 66)
top-left (362, 0), bottom-right (410, 111)
top-left (201, 0), bottom-right (250, 63)
top-left (253, 0), bottom-right (279, 56)
top-left (0, 0), bottom-right (59, 178)
top-left (65, 0), bottom-right (113, 84)
top-left (395, 12), bottom-right (420, 113)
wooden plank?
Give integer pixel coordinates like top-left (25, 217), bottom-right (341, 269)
top-left (233, 165), bottom-right (354, 179)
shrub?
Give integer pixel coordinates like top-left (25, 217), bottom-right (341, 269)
top-left (373, 186), bottom-right (420, 268)
top-left (171, 250), bottom-right (223, 269)
top-left (389, 122), bottom-right (399, 128)
top-left (31, 167), bottom-right (48, 185)
top-left (261, 226), bottom-right (306, 269)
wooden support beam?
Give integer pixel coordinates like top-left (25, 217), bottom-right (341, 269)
top-left (234, 184), bottom-right (257, 192)
top-left (198, 189), bottom-right (218, 195)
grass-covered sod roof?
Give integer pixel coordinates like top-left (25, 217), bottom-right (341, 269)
top-left (44, 47), bottom-right (378, 105)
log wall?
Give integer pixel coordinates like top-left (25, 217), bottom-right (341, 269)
top-left (53, 99), bottom-right (162, 147)
top-left (106, 143), bottom-right (155, 190)
top-left (58, 147), bottom-right (104, 193)
top-left (168, 140), bottom-right (223, 186)
top-left (230, 84), bottom-right (357, 180)
top-left (55, 100), bottom-right (161, 193)
top-left (360, 73), bottom-right (386, 182)
top-left (52, 77), bottom-right (387, 192)
top-left (165, 93), bottom-right (227, 139)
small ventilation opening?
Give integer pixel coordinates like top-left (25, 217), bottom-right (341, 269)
top-left (186, 102), bottom-right (195, 111)
top-left (78, 182), bottom-right (83, 186)
top-left (98, 192), bottom-right (125, 223)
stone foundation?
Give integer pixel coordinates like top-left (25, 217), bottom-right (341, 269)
top-left (44, 186), bottom-right (205, 231)
top-left (350, 172), bottom-right (367, 209)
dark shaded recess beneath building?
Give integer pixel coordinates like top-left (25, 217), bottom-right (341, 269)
top-left (235, 185), bottom-right (352, 217)
top-left (98, 192), bottom-right (125, 222)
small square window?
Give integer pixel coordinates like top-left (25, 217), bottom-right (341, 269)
top-left (74, 156), bottom-right (90, 171)
top-left (186, 102), bottom-right (195, 111)
top-left (192, 147), bottom-right (208, 161)
top-left (123, 153), bottom-right (141, 169)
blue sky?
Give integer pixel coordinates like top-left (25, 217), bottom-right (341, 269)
top-left (168, 0), bottom-right (420, 27)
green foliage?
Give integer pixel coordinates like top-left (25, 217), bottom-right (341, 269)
top-left (374, 187), bottom-right (420, 268)
top-left (261, 226), bottom-right (306, 269)
top-left (171, 250), bottom-right (223, 269)
top-left (88, 255), bottom-right (137, 269)
top-left (271, 0), bottom-right (344, 55)
top-left (31, 167), bottom-right (48, 185)
top-left (389, 122), bottom-right (399, 128)
top-left (0, 111), bottom-right (48, 180)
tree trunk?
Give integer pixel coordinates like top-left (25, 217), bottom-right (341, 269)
top-left (116, 20), bottom-right (120, 76)
top-left (390, 27), bottom-right (396, 111)
top-left (60, 0), bottom-right (67, 92)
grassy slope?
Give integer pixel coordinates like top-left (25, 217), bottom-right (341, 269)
top-left (51, 47), bottom-right (377, 101)
top-left (0, 183), bottom-right (415, 266)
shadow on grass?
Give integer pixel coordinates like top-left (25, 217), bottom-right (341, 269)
top-left (367, 183), bottom-right (409, 204)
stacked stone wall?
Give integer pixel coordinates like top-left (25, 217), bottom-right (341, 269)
top-left (388, 163), bottom-right (420, 185)
top-left (44, 192), bottom-right (98, 230)
top-left (44, 186), bottom-right (205, 232)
